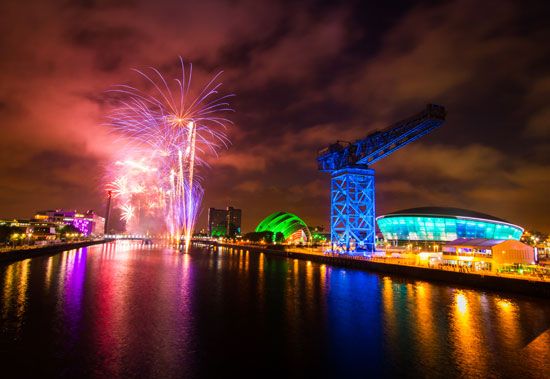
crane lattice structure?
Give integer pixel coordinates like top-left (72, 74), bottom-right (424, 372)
top-left (317, 104), bottom-right (446, 253)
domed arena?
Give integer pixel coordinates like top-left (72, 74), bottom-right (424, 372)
top-left (376, 207), bottom-right (523, 242)
top-left (255, 212), bottom-right (312, 243)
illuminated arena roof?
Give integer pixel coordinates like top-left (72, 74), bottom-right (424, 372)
top-left (255, 212), bottom-right (311, 241)
top-left (377, 207), bottom-right (523, 242)
top-left (385, 207), bottom-right (508, 223)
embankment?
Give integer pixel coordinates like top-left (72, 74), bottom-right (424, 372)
top-left (0, 240), bottom-right (109, 264)
top-left (197, 240), bottom-right (550, 298)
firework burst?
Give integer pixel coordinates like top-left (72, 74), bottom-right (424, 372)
top-left (106, 58), bottom-right (233, 250)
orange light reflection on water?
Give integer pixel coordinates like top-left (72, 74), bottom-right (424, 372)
top-left (306, 261), bottom-right (313, 296)
top-left (2, 264), bottom-right (15, 320)
top-left (495, 298), bottom-right (520, 351)
top-left (16, 260), bottom-right (30, 328)
top-left (2, 259), bottom-right (30, 332)
top-left (45, 256), bottom-right (53, 292)
top-left (257, 252), bottom-right (266, 305)
top-left (413, 282), bottom-right (438, 372)
top-left (381, 277), bottom-right (398, 350)
top-left (451, 291), bottom-right (488, 377)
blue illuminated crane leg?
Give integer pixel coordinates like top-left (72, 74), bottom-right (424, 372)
top-left (331, 167), bottom-right (375, 253)
top-left (319, 105), bottom-right (446, 255)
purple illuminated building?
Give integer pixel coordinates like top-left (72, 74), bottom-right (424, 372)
top-left (71, 218), bottom-right (92, 235)
top-left (33, 209), bottom-right (105, 236)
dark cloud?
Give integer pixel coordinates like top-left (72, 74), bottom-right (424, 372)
top-left (0, 0), bottom-right (549, 233)
top-left (67, 0), bottom-right (137, 11)
top-left (0, 149), bottom-right (105, 218)
top-left (67, 24), bottom-right (142, 71)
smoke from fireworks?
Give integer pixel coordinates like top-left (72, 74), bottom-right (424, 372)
top-left (106, 58), bottom-right (233, 249)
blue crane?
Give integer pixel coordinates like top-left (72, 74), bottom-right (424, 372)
top-left (317, 104), bottom-right (446, 253)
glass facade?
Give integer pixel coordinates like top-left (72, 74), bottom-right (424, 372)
top-left (377, 215), bottom-right (523, 241)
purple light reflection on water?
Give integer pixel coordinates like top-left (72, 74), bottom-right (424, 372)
top-left (59, 248), bottom-right (87, 350)
top-left (0, 243), bottom-right (549, 378)
top-left (86, 242), bottom-right (197, 377)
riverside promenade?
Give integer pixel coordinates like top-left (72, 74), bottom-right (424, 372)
top-left (0, 239), bottom-right (109, 263)
top-left (195, 240), bottom-right (550, 298)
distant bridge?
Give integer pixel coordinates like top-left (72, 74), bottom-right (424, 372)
top-left (105, 234), bottom-right (154, 243)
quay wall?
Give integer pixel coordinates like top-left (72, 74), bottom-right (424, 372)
top-left (197, 240), bottom-right (550, 298)
top-left (0, 240), bottom-right (109, 264)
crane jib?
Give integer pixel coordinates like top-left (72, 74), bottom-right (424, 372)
top-left (317, 104), bottom-right (446, 172)
top-left (318, 103), bottom-right (447, 253)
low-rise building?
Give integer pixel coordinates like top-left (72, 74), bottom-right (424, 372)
top-left (33, 209), bottom-right (105, 236)
top-left (0, 218), bottom-right (57, 244)
top-left (442, 238), bottom-right (535, 272)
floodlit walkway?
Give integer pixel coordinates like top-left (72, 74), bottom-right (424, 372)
top-left (199, 240), bottom-right (550, 283)
top-left (364, 256), bottom-right (550, 283)
top-left (0, 240), bottom-right (108, 263)
top-left (0, 239), bottom-right (100, 254)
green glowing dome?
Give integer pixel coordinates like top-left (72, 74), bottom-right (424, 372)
top-left (255, 212), bottom-right (311, 241)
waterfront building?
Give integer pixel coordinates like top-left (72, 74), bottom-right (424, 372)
top-left (33, 209), bottom-right (105, 236)
top-left (441, 238), bottom-right (535, 272)
top-left (227, 207), bottom-right (242, 236)
top-left (255, 212), bottom-right (311, 243)
top-left (208, 208), bottom-right (227, 237)
top-left (0, 218), bottom-right (58, 243)
top-left (208, 206), bottom-right (242, 237)
top-left (376, 207), bottom-right (523, 243)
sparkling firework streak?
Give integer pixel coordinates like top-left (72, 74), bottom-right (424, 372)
top-left (120, 204), bottom-right (135, 223)
top-left (106, 58), bottom-right (233, 249)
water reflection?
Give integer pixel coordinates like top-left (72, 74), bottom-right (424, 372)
top-left (257, 252), bottom-right (265, 304)
top-left (0, 243), bottom-right (548, 378)
top-left (413, 283), bottom-right (438, 373)
top-left (381, 277), bottom-right (398, 355)
top-left (2, 259), bottom-right (30, 333)
top-left (45, 256), bottom-right (53, 291)
top-left (496, 297), bottom-right (520, 350)
top-left (91, 244), bottom-right (131, 377)
top-left (451, 291), bottom-right (489, 377)
top-left (17, 259), bottom-right (29, 324)
top-left (2, 264), bottom-right (15, 321)
top-left (58, 248), bottom-right (87, 353)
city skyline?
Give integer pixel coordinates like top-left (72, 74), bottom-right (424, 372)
top-left (1, 2), bottom-right (549, 378)
top-left (0, 0), bottom-right (549, 233)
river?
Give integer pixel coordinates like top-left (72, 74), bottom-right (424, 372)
top-left (0, 242), bottom-right (548, 378)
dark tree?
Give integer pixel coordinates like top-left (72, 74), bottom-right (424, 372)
top-left (275, 232), bottom-right (285, 243)
top-left (0, 225), bottom-right (20, 243)
top-left (243, 231), bottom-right (274, 243)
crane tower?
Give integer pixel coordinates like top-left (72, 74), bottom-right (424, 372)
top-left (317, 104), bottom-right (446, 253)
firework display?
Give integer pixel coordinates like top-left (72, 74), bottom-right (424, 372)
top-left (106, 58), bottom-right (233, 249)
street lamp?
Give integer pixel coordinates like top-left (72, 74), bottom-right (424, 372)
top-left (10, 233), bottom-right (18, 248)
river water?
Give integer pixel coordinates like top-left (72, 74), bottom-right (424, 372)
top-left (0, 242), bottom-right (548, 378)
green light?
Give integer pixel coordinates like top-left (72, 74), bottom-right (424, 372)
top-left (255, 212), bottom-right (311, 241)
top-left (211, 227), bottom-right (225, 237)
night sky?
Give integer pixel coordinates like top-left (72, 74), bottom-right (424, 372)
top-left (0, 0), bottom-right (549, 233)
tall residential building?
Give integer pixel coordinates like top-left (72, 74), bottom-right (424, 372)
top-left (226, 207), bottom-right (242, 237)
top-left (208, 206), bottom-right (242, 237)
top-left (208, 208), bottom-right (228, 237)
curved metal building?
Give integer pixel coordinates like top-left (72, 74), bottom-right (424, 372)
top-left (376, 207), bottom-right (523, 242)
top-left (255, 212), bottom-right (311, 241)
